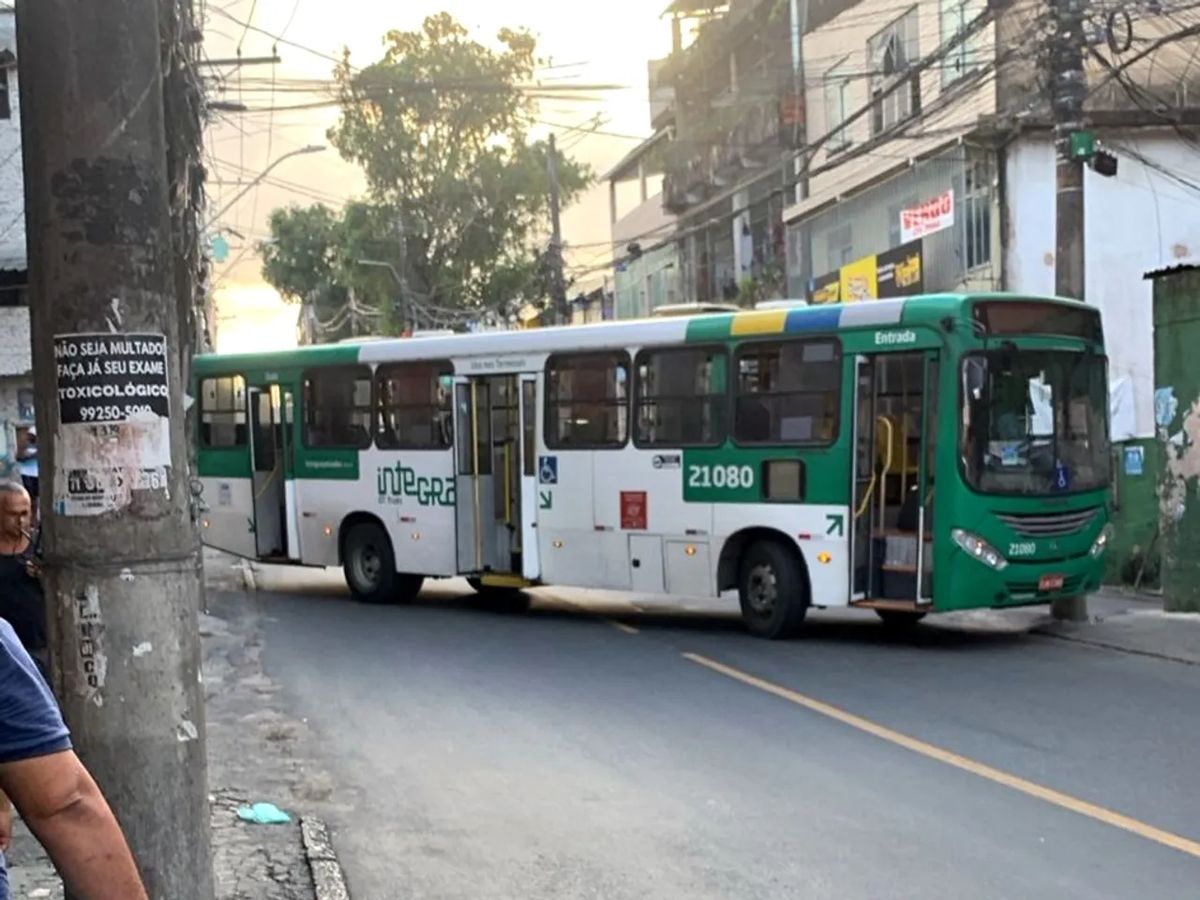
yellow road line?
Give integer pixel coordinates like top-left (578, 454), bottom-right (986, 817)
top-left (607, 619), bottom-right (640, 635)
top-left (683, 652), bottom-right (1200, 861)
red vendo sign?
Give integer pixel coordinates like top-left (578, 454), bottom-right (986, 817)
top-left (620, 491), bottom-right (648, 530)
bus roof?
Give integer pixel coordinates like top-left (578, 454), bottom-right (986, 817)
top-left (195, 293), bottom-right (1099, 374)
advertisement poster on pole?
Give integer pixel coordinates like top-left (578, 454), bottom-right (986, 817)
top-left (53, 333), bottom-right (172, 516)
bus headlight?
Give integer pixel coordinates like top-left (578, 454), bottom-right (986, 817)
top-left (951, 528), bottom-right (1008, 571)
top-left (1090, 523), bottom-right (1114, 558)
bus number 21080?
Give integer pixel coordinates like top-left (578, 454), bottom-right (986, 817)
top-left (687, 464), bottom-right (755, 490)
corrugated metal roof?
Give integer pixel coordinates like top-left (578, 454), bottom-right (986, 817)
top-left (1145, 260), bottom-right (1200, 280)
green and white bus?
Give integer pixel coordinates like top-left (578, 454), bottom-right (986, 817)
top-left (194, 293), bottom-right (1113, 638)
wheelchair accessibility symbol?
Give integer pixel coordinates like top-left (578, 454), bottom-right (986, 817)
top-left (538, 455), bottom-right (558, 485)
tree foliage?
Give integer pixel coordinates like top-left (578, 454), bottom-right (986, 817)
top-left (324, 13), bottom-right (591, 320)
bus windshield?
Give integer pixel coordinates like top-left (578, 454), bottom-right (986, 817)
top-left (961, 349), bottom-right (1110, 495)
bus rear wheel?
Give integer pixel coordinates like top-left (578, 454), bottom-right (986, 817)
top-left (738, 540), bottom-right (808, 639)
top-left (343, 522), bottom-right (421, 604)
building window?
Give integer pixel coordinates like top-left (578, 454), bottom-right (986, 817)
top-left (734, 339), bottom-right (841, 446)
top-left (634, 346), bottom-right (726, 448)
top-left (544, 352), bottom-right (629, 449)
top-left (940, 0), bottom-right (986, 88)
top-left (964, 157), bottom-right (992, 270)
top-left (303, 366), bottom-right (373, 449)
top-left (827, 222), bottom-right (854, 270)
top-left (375, 361), bottom-right (453, 450)
top-left (869, 7), bottom-right (921, 136)
top-left (824, 58), bottom-right (852, 153)
top-left (0, 69), bottom-right (10, 121)
top-left (16, 388), bottom-right (33, 422)
top-left (200, 375), bottom-right (247, 449)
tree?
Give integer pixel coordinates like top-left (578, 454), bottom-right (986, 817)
top-left (327, 13), bottom-right (591, 321)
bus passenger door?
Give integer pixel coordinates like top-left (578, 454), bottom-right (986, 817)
top-left (519, 374), bottom-right (540, 581)
top-left (249, 386), bottom-right (288, 559)
top-left (850, 351), bottom-right (936, 603)
top-left (198, 374), bottom-right (259, 560)
top-left (455, 376), bottom-right (525, 576)
top-left (850, 356), bottom-right (876, 598)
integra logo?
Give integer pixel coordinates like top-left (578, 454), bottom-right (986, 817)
top-left (377, 462), bottom-right (456, 507)
top-left (875, 329), bottom-right (918, 346)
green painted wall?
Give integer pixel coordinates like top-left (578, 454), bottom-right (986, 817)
top-left (1152, 267), bottom-right (1200, 613)
top-left (1106, 438), bottom-right (1160, 586)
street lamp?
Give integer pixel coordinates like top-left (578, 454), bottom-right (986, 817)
top-left (204, 144), bottom-right (326, 229)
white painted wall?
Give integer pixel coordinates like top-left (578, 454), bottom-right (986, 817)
top-left (1004, 132), bottom-right (1200, 439)
top-left (0, 12), bottom-right (23, 271)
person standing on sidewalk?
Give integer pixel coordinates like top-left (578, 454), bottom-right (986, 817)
top-left (0, 615), bottom-right (147, 899)
top-left (15, 429), bottom-right (36, 528)
top-left (0, 482), bottom-right (46, 679)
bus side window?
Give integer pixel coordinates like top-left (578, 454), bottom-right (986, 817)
top-left (634, 346), bottom-right (726, 448)
top-left (200, 375), bottom-right (247, 448)
top-left (303, 366), bottom-right (373, 449)
top-left (544, 352), bottom-right (629, 449)
top-left (733, 339), bottom-right (841, 446)
top-left (376, 361), bottom-right (454, 451)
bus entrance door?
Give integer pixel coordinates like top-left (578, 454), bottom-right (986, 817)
top-left (454, 375), bottom-right (526, 577)
top-left (248, 384), bottom-right (296, 560)
top-left (850, 351), bottom-right (937, 605)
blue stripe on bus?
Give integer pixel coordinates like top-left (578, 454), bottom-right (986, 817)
top-left (784, 306), bottom-right (841, 333)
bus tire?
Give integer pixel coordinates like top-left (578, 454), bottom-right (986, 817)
top-left (876, 609), bottom-right (926, 628)
top-left (738, 540), bottom-right (808, 639)
top-left (343, 522), bottom-right (398, 605)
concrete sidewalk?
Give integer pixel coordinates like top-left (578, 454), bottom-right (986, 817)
top-left (933, 587), bottom-right (1200, 665)
top-left (1034, 588), bottom-right (1200, 665)
top-left (5, 556), bottom-right (349, 900)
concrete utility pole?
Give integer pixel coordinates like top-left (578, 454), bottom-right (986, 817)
top-left (1049, 0), bottom-right (1089, 623)
top-left (17, 2), bottom-right (214, 897)
top-left (547, 133), bottom-right (568, 323)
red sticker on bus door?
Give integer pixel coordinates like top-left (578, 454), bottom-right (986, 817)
top-left (620, 491), bottom-right (648, 530)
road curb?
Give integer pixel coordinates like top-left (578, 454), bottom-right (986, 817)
top-left (301, 817), bottom-right (351, 900)
top-left (1032, 626), bottom-right (1200, 667)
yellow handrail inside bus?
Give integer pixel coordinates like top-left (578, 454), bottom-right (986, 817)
top-left (855, 416), bottom-right (894, 522)
top-left (470, 381), bottom-right (482, 570)
top-left (503, 442), bottom-right (513, 527)
top-left (877, 415), bottom-right (894, 527)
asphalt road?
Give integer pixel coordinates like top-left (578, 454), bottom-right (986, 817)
top-left (253, 575), bottom-right (1200, 899)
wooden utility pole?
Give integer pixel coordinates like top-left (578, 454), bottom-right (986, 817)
top-left (17, 1), bottom-right (214, 897)
top-left (1049, 0), bottom-right (1089, 622)
top-left (547, 133), bottom-right (568, 324)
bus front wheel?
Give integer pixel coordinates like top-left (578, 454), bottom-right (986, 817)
top-left (343, 522), bottom-right (411, 604)
top-left (738, 540), bottom-right (808, 639)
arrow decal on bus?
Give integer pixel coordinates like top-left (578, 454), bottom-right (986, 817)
top-left (825, 514), bottom-right (845, 537)
top-left (539, 490), bottom-right (553, 511)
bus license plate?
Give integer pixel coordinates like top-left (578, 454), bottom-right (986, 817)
top-left (1039, 574), bottom-right (1065, 592)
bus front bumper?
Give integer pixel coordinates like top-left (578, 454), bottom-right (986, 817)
top-left (937, 551), bottom-right (1106, 611)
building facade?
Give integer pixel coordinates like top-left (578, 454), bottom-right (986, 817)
top-left (652, 0), bottom-right (862, 307)
top-left (0, 9), bottom-right (31, 478)
top-left (607, 127), bottom-right (680, 319)
top-left (607, 0), bottom-right (1200, 581)
top-left (781, 0), bottom-right (1200, 581)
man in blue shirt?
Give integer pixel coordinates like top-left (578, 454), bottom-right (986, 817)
top-left (0, 618), bottom-right (146, 899)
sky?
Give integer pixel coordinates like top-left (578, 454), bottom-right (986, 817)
top-left (203, 0), bottom-right (671, 352)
